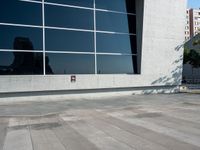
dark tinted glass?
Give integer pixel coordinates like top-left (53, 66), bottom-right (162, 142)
top-left (0, 25), bottom-right (43, 51)
top-left (45, 0), bottom-right (93, 8)
top-left (97, 33), bottom-right (137, 54)
top-left (96, 12), bottom-right (136, 33)
top-left (0, 51), bottom-right (43, 75)
top-left (0, 0), bottom-right (42, 25)
top-left (96, 0), bottom-right (135, 13)
top-left (46, 53), bottom-right (95, 74)
top-left (45, 29), bottom-right (94, 52)
top-left (45, 5), bottom-right (93, 29)
top-left (97, 55), bottom-right (134, 74)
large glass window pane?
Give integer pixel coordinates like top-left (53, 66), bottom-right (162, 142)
top-left (46, 53), bottom-right (95, 74)
top-left (96, 0), bottom-right (135, 13)
top-left (96, 12), bottom-right (136, 33)
top-left (46, 29), bottom-right (94, 52)
top-left (45, 5), bottom-right (93, 30)
top-left (0, 51), bottom-right (43, 75)
top-left (0, 0), bottom-right (42, 25)
top-left (97, 55), bottom-right (135, 74)
top-left (97, 33), bottom-right (137, 54)
top-left (0, 25), bottom-right (43, 51)
top-left (45, 0), bottom-right (93, 8)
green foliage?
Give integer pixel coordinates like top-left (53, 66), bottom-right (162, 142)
top-left (193, 39), bottom-right (200, 47)
top-left (183, 48), bottom-right (190, 64)
top-left (188, 50), bottom-right (200, 68)
top-left (184, 37), bottom-right (200, 68)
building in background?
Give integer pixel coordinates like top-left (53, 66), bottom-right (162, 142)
top-left (0, 0), bottom-right (186, 95)
top-left (185, 9), bottom-right (190, 41)
top-left (183, 8), bottom-right (200, 82)
top-left (190, 9), bottom-right (200, 37)
top-left (185, 8), bottom-right (200, 40)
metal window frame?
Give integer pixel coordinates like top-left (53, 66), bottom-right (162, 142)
top-left (0, 0), bottom-right (138, 75)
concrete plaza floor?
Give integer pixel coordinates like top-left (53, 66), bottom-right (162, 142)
top-left (0, 93), bottom-right (200, 150)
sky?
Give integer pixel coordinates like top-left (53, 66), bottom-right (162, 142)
top-left (188, 0), bottom-right (200, 8)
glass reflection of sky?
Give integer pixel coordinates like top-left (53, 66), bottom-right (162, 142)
top-left (0, 0), bottom-right (138, 75)
top-left (46, 53), bottom-right (95, 74)
top-left (0, 0), bottom-right (42, 25)
top-left (0, 25), bottom-right (43, 50)
top-left (0, 52), bottom-right (14, 66)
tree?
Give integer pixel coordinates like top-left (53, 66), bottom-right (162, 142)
top-left (184, 38), bottom-right (200, 64)
top-left (183, 48), bottom-right (190, 64)
top-left (193, 39), bottom-right (200, 46)
top-left (188, 50), bottom-right (200, 76)
top-left (183, 37), bottom-right (200, 81)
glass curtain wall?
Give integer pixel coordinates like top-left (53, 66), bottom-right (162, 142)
top-left (0, 0), bottom-right (138, 75)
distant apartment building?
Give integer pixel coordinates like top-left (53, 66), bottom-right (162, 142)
top-left (190, 9), bottom-right (200, 37)
top-left (185, 9), bottom-right (190, 40)
top-left (185, 8), bottom-right (200, 40)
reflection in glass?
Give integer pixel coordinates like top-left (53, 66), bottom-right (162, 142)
top-left (0, 0), bottom-right (42, 25)
top-left (0, 37), bottom-right (44, 75)
top-left (45, 5), bottom-right (93, 30)
top-left (45, 56), bottom-right (53, 74)
top-left (46, 29), bottom-right (94, 52)
top-left (46, 53), bottom-right (95, 74)
top-left (0, 0), bottom-right (139, 75)
top-left (0, 25), bottom-right (43, 50)
top-left (45, 0), bottom-right (93, 8)
top-left (97, 33), bottom-right (137, 54)
top-left (96, 11), bottom-right (136, 33)
top-left (0, 51), bottom-right (43, 75)
top-left (96, 0), bottom-right (136, 14)
top-left (14, 37), bottom-right (34, 50)
top-left (97, 55), bottom-right (135, 74)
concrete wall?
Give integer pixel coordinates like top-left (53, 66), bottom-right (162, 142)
top-left (0, 0), bottom-right (187, 94)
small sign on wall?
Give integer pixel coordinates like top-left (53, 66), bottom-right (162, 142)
top-left (71, 75), bottom-right (76, 83)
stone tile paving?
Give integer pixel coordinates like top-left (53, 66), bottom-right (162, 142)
top-left (0, 93), bottom-right (200, 150)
